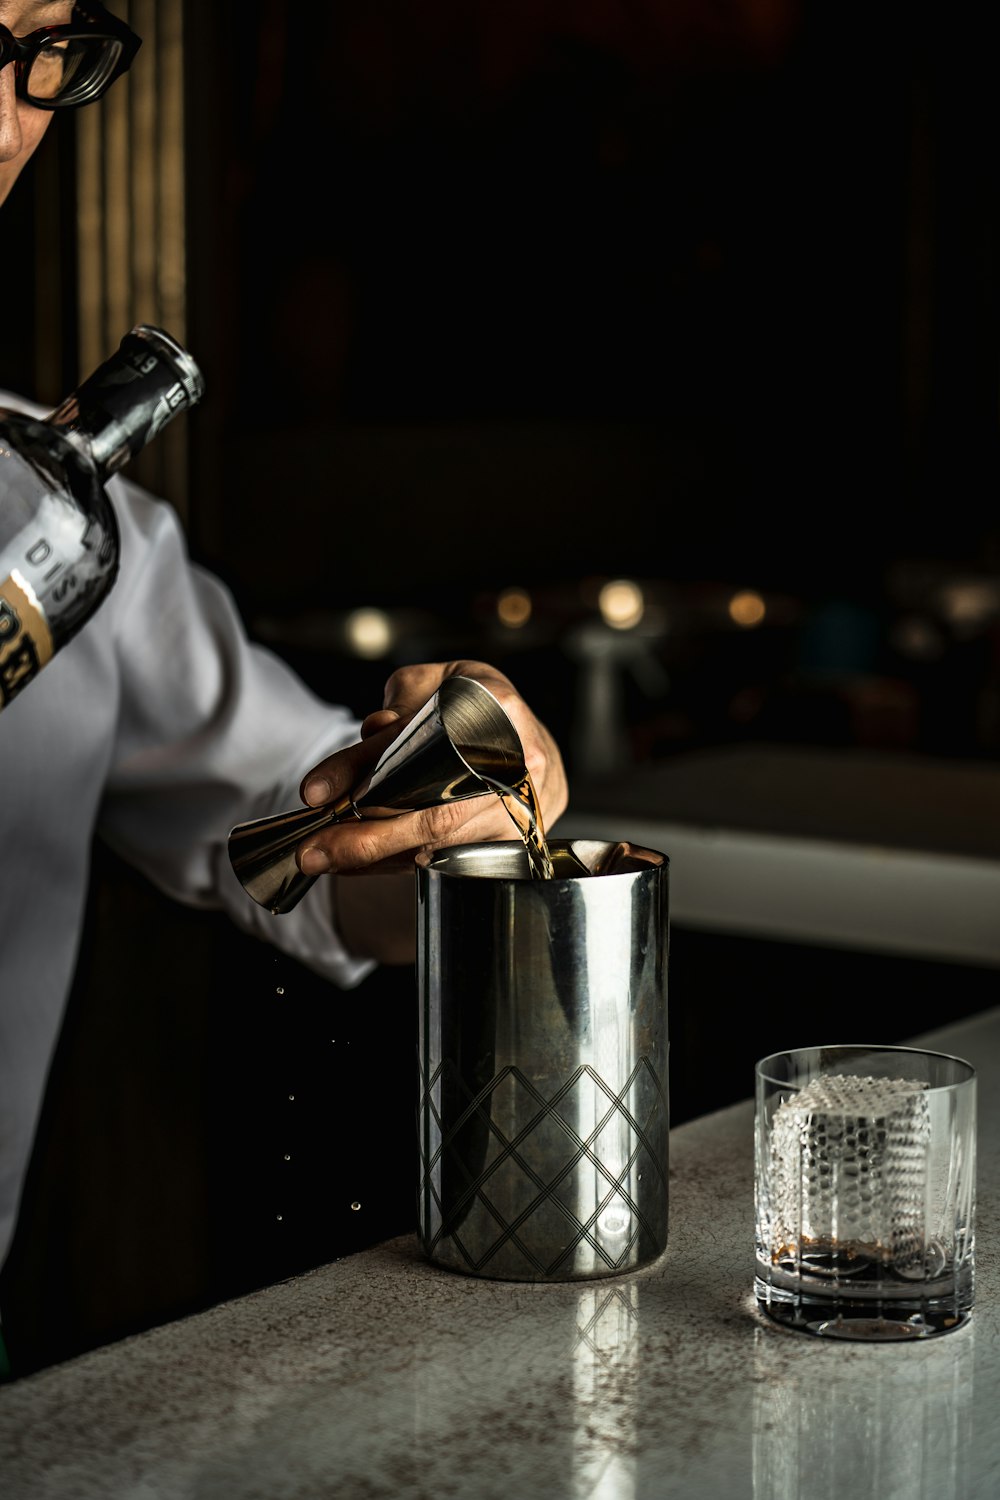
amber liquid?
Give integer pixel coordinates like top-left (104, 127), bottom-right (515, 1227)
top-left (479, 768), bottom-right (555, 880)
top-left (458, 737), bottom-right (557, 879)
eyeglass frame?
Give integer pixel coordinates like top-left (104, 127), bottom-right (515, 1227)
top-left (0, 0), bottom-right (141, 110)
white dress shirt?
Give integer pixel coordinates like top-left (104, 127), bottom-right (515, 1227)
top-left (0, 396), bottom-right (375, 1274)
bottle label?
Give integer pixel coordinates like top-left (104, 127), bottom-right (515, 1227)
top-left (0, 571), bottom-right (54, 709)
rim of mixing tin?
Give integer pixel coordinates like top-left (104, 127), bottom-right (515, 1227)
top-left (414, 838), bottom-right (668, 880)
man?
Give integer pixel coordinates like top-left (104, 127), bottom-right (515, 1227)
top-left (0, 1), bottom-right (568, 1375)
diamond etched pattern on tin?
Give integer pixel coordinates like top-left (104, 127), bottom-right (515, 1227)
top-left (419, 1056), bottom-right (669, 1279)
top-left (768, 1073), bottom-right (931, 1272)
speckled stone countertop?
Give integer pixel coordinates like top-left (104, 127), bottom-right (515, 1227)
top-left (2, 1007), bottom-right (998, 1500)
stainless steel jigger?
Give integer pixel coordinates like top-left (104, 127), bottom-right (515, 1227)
top-left (227, 675), bottom-right (528, 915)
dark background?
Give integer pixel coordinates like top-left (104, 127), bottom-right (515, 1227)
top-left (189, 0), bottom-right (1000, 776)
top-left (189, 0), bottom-right (997, 606)
top-left (2, 0), bottom-right (999, 1377)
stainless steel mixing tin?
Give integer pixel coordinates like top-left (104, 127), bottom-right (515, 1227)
top-left (417, 838), bottom-right (669, 1281)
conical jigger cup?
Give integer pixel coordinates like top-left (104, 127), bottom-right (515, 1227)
top-left (228, 675), bottom-right (528, 915)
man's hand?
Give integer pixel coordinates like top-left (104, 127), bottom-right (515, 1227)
top-left (296, 660), bottom-right (569, 879)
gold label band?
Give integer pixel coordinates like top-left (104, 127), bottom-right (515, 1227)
top-left (0, 570), bottom-right (54, 709)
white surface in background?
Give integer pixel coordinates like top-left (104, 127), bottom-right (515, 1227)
top-left (554, 811), bottom-right (1000, 968)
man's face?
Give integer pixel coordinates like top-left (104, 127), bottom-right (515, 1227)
top-left (0, 1), bottom-right (75, 209)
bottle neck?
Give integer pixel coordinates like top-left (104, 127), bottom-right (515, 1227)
top-left (45, 326), bottom-right (205, 480)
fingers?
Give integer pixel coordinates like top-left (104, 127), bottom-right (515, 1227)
top-left (300, 661), bottom-right (513, 806)
top-left (358, 661), bottom-right (464, 740)
top-left (293, 658), bottom-right (569, 878)
top-left (299, 717), bottom-right (401, 807)
top-left (358, 707), bottom-right (401, 740)
top-left (380, 660), bottom-right (515, 718)
top-left (300, 795), bottom-right (500, 877)
top-left (380, 662), bottom-right (451, 718)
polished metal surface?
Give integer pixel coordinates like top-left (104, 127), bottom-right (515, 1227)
top-left (227, 675), bottom-right (527, 913)
top-left (417, 838), bottom-right (670, 1281)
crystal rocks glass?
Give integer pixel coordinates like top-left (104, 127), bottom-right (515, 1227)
top-left (754, 1044), bottom-right (976, 1340)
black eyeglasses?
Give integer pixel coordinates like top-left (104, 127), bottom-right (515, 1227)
top-left (0, 1), bottom-right (140, 109)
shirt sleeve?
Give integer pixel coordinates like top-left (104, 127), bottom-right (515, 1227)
top-left (96, 478), bottom-right (377, 990)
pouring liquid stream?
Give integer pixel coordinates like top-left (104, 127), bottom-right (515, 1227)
top-left (480, 768), bottom-right (556, 880)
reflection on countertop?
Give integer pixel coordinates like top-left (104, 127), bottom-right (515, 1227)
top-left (1, 1007), bottom-right (997, 1499)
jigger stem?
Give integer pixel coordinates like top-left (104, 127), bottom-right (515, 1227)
top-left (227, 793), bottom-right (358, 915)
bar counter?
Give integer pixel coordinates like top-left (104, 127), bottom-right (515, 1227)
top-left (560, 744), bottom-right (1000, 966)
top-left (2, 1005), bottom-right (998, 1500)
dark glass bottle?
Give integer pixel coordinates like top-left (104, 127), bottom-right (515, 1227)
top-left (0, 325), bottom-right (204, 711)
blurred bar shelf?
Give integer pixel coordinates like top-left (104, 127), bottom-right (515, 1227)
top-left (557, 742), bottom-right (1000, 968)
